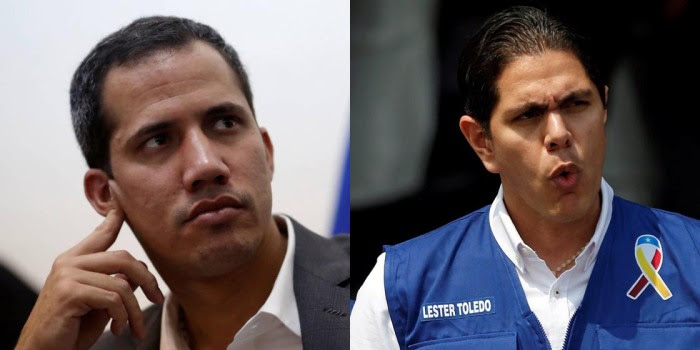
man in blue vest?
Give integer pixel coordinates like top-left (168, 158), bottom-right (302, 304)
top-left (351, 6), bottom-right (700, 350)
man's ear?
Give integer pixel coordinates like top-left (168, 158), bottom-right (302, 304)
top-left (259, 127), bottom-right (275, 176)
top-left (84, 169), bottom-right (115, 217)
top-left (459, 115), bottom-right (500, 174)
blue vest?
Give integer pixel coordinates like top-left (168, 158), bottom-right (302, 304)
top-left (384, 197), bottom-right (700, 349)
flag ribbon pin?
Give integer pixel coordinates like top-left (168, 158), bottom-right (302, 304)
top-left (626, 234), bottom-right (672, 300)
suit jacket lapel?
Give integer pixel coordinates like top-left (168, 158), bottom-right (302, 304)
top-left (291, 218), bottom-right (350, 350)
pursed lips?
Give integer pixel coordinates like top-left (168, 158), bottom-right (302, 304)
top-left (549, 162), bottom-right (581, 179)
top-left (548, 162), bottom-right (582, 191)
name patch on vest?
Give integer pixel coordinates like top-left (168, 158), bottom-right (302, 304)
top-left (420, 297), bottom-right (495, 321)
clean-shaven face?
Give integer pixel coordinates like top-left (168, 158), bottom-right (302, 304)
top-left (488, 50), bottom-right (607, 223)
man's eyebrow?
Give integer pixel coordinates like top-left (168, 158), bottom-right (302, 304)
top-left (504, 89), bottom-right (595, 118)
top-left (125, 103), bottom-right (250, 146)
top-left (128, 121), bottom-right (173, 145)
top-left (556, 89), bottom-right (594, 106)
top-left (505, 101), bottom-right (548, 119)
top-left (204, 102), bottom-right (248, 117)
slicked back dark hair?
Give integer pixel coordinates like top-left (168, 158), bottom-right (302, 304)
top-left (70, 16), bottom-right (254, 175)
top-left (457, 6), bottom-right (605, 137)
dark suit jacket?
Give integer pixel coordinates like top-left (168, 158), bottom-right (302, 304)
top-left (93, 217), bottom-right (350, 350)
top-left (0, 264), bottom-right (38, 349)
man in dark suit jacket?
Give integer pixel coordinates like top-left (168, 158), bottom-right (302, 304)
top-left (17, 16), bottom-right (349, 350)
top-left (94, 219), bottom-right (349, 350)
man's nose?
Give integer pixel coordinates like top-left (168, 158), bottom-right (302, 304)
top-left (181, 130), bottom-right (230, 192)
top-left (543, 111), bottom-right (572, 152)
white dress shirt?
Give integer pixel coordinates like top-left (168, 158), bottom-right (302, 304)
top-left (351, 179), bottom-right (614, 350)
top-left (160, 215), bottom-right (303, 350)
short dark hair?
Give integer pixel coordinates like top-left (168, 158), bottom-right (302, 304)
top-left (457, 6), bottom-right (605, 136)
top-left (70, 16), bottom-right (254, 175)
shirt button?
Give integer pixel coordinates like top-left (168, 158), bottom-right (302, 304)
top-left (554, 289), bottom-right (560, 296)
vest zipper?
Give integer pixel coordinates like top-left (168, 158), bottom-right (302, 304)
top-left (562, 307), bottom-right (580, 349)
top-left (532, 314), bottom-right (553, 350)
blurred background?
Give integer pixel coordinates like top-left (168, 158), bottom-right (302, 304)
top-left (351, 0), bottom-right (699, 297)
top-left (0, 0), bottom-right (348, 346)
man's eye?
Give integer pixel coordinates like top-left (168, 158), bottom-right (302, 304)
top-left (213, 116), bottom-right (237, 130)
top-left (517, 110), bottom-right (541, 121)
top-left (144, 134), bottom-right (168, 148)
top-left (564, 100), bottom-right (589, 110)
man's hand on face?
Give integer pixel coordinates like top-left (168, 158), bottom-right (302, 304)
top-left (15, 209), bottom-right (165, 350)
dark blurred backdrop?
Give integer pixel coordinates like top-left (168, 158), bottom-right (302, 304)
top-left (351, 0), bottom-right (699, 297)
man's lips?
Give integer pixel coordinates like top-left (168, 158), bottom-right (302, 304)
top-left (549, 163), bottom-right (581, 191)
top-left (549, 163), bottom-right (581, 179)
top-left (185, 195), bottom-right (243, 224)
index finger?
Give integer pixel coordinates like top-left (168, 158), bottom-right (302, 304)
top-left (65, 208), bottom-right (125, 257)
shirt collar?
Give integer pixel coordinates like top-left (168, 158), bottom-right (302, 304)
top-left (489, 178), bottom-right (614, 274)
top-left (260, 214), bottom-right (301, 336)
top-left (159, 214), bottom-right (301, 349)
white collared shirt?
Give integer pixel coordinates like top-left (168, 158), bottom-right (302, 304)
top-left (160, 215), bottom-right (302, 350)
top-left (350, 179), bottom-right (614, 350)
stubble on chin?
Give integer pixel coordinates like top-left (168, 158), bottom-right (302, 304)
top-left (192, 228), bottom-right (263, 277)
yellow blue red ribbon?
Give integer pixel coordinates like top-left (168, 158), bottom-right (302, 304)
top-left (627, 234), bottom-right (672, 300)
